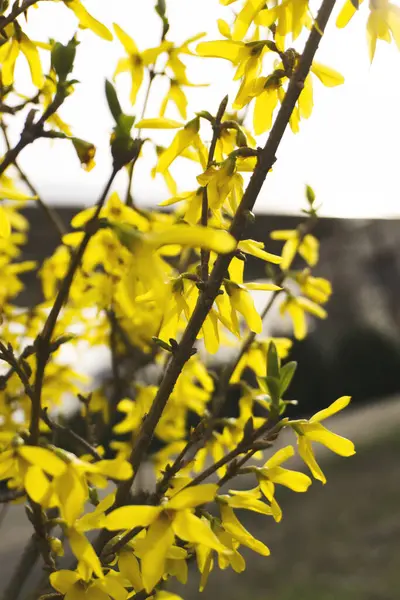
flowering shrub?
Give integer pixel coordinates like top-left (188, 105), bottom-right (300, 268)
top-left (0, 0), bottom-right (394, 598)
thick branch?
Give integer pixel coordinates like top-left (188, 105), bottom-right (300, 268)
top-left (113, 0), bottom-right (337, 508)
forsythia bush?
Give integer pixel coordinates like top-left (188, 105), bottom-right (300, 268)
top-left (0, 0), bottom-right (394, 598)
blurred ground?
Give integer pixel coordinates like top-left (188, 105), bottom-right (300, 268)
top-left (1, 397), bottom-right (400, 600)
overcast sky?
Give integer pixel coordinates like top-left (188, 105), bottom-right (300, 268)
top-left (3, 0), bottom-right (400, 218)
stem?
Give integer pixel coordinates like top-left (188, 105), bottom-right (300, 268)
top-left (41, 408), bottom-right (102, 461)
top-left (200, 95), bottom-right (228, 282)
top-left (113, 0), bottom-right (335, 508)
top-left (30, 167), bottom-right (118, 445)
top-left (126, 68), bottom-right (157, 206)
top-left (0, 0), bottom-right (44, 33)
top-left (0, 91), bottom-right (65, 177)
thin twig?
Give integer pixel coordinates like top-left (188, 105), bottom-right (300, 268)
top-left (30, 167), bottom-right (118, 445)
top-left (0, 0), bottom-right (45, 34)
top-left (113, 0), bottom-right (335, 509)
top-left (41, 408), bottom-right (102, 461)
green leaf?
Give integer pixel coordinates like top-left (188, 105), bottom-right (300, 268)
top-left (117, 114), bottom-right (136, 136)
top-left (267, 341), bottom-right (280, 379)
top-left (105, 79), bottom-right (123, 123)
top-left (265, 376), bottom-right (280, 407)
top-left (305, 184), bottom-right (316, 206)
top-left (279, 361), bottom-right (297, 396)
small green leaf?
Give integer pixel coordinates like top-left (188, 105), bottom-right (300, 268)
top-left (105, 79), bottom-right (123, 123)
top-left (265, 376), bottom-right (280, 407)
top-left (279, 361), bottom-right (297, 396)
top-left (267, 341), bottom-right (280, 379)
top-left (305, 184), bottom-right (316, 205)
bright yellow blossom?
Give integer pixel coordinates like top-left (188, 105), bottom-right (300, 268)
top-left (0, 25), bottom-right (45, 88)
top-left (289, 396), bottom-right (356, 483)
top-left (105, 483), bottom-right (229, 592)
top-left (271, 229), bottom-right (320, 270)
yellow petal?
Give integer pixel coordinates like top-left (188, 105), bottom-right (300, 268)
top-left (148, 225), bottom-right (236, 253)
top-left (50, 570), bottom-right (81, 594)
top-left (135, 118), bottom-right (183, 129)
top-left (304, 423), bottom-right (355, 457)
top-left (19, 34), bottom-right (44, 88)
top-left (336, 0), bottom-right (359, 28)
top-left (238, 239), bottom-right (282, 264)
top-left (232, 0), bottom-right (267, 41)
top-left (265, 445), bottom-right (294, 469)
top-left (167, 483), bottom-right (218, 510)
top-left (25, 465), bottom-right (51, 504)
top-left (297, 435), bottom-right (326, 484)
top-left (118, 551), bottom-right (143, 591)
top-left (0, 186), bottom-right (37, 201)
top-left (253, 88), bottom-right (279, 135)
top-left (67, 1), bottom-right (113, 41)
top-left (2, 39), bottom-right (19, 87)
top-left (113, 23), bottom-right (139, 55)
top-left (196, 40), bottom-right (241, 62)
top-left (68, 529), bottom-right (103, 579)
top-left (104, 506), bottom-right (162, 530)
top-left (18, 446), bottom-right (66, 476)
top-left (267, 466), bottom-right (312, 492)
top-left (172, 510), bottom-right (228, 552)
top-left (310, 395), bottom-right (352, 423)
top-left (220, 504), bottom-right (270, 555)
top-left (0, 206), bottom-right (11, 238)
top-left (55, 468), bottom-right (88, 526)
top-left (311, 62), bottom-right (345, 87)
top-left (141, 518), bottom-right (174, 593)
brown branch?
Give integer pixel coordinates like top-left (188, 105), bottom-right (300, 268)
top-left (113, 0), bottom-right (336, 509)
top-left (41, 408), bottom-right (102, 461)
top-left (30, 167), bottom-right (118, 445)
top-left (0, 0), bottom-right (45, 34)
top-left (0, 90), bottom-right (66, 177)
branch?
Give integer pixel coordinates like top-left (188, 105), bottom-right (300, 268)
top-left (41, 408), bottom-right (102, 461)
top-left (113, 0), bottom-right (336, 508)
top-left (30, 167), bottom-right (118, 445)
top-left (0, 0), bottom-right (45, 34)
top-left (0, 90), bottom-right (66, 177)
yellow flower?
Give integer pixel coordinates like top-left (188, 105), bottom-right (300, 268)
top-left (0, 206), bottom-right (11, 239)
top-left (0, 26), bottom-right (45, 88)
top-left (105, 483), bottom-right (229, 592)
top-left (224, 280), bottom-right (281, 336)
top-left (296, 270), bottom-right (332, 304)
top-left (255, 0), bottom-right (312, 42)
top-left (63, 1), bottom-right (113, 41)
top-left (50, 568), bottom-right (127, 600)
top-left (113, 24), bottom-right (165, 104)
top-left (289, 396), bottom-right (356, 483)
top-left (108, 220), bottom-right (236, 301)
top-left (270, 229), bottom-right (319, 270)
top-left (280, 295), bottom-right (327, 340)
top-left (156, 118), bottom-right (206, 173)
top-left (217, 499), bottom-right (271, 556)
top-left (252, 445), bottom-right (312, 522)
top-left (337, 0), bottom-right (400, 61)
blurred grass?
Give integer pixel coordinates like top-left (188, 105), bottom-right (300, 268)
top-left (172, 429), bottom-right (400, 600)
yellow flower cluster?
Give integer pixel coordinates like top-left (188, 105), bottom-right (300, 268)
top-left (1, 0), bottom-right (392, 596)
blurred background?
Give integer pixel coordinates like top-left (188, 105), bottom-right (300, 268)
top-left (1, 0), bottom-right (400, 598)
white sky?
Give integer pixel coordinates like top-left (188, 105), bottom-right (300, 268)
top-left (3, 0), bottom-right (400, 218)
